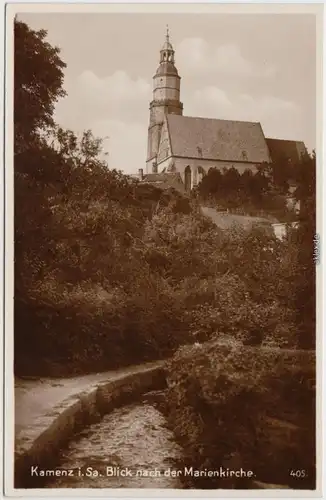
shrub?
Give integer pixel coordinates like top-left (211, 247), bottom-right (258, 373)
top-left (165, 340), bottom-right (316, 489)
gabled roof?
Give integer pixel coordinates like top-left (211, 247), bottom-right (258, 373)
top-left (266, 138), bottom-right (307, 165)
top-left (166, 114), bottom-right (272, 164)
top-left (142, 172), bottom-right (185, 193)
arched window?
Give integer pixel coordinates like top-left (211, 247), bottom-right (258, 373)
top-left (197, 166), bottom-right (205, 184)
top-left (184, 166), bottom-right (192, 192)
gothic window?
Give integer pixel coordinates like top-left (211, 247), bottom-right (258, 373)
top-left (197, 166), bottom-right (205, 184)
top-left (185, 166), bottom-right (192, 192)
top-left (242, 150), bottom-right (248, 161)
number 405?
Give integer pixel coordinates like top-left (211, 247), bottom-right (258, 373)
top-left (290, 470), bottom-right (307, 478)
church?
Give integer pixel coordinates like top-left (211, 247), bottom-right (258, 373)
top-left (142, 29), bottom-right (306, 193)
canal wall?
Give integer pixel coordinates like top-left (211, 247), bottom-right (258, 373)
top-left (15, 362), bottom-right (166, 488)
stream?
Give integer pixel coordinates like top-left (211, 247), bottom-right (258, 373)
top-left (49, 391), bottom-right (183, 488)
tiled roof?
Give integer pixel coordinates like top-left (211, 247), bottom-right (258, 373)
top-left (266, 138), bottom-right (307, 165)
top-left (166, 115), bottom-right (272, 164)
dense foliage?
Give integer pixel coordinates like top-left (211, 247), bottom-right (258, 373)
top-left (195, 164), bottom-right (295, 220)
top-left (14, 20), bottom-right (316, 376)
top-left (165, 341), bottom-right (315, 489)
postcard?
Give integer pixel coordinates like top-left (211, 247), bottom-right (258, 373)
top-left (3, 2), bottom-right (323, 498)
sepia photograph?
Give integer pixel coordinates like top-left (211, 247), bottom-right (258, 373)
top-left (4, 2), bottom-right (321, 495)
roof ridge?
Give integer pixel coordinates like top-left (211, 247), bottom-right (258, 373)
top-left (266, 137), bottom-right (305, 144)
top-left (167, 113), bottom-right (261, 126)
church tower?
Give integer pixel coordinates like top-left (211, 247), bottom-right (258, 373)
top-left (146, 27), bottom-right (183, 173)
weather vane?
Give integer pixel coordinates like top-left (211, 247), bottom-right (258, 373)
top-left (166, 24), bottom-right (169, 41)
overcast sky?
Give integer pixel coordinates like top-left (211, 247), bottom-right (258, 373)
top-left (19, 11), bottom-right (316, 174)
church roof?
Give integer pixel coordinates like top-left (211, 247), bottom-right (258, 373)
top-left (161, 26), bottom-right (174, 51)
top-left (266, 138), bottom-right (307, 164)
top-left (166, 115), bottom-right (272, 164)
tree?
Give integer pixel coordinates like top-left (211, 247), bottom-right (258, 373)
top-left (14, 19), bottom-right (66, 154)
top-left (271, 156), bottom-right (292, 194)
top-left (196, 164), bottom-right (289, 217)
top-left (14, 19), bottom-right (67, 295)
top-left (197, 168), bottom-right (223, 202)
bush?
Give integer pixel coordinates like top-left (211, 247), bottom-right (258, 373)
top-left (165, 340), bottom-right (316, 489)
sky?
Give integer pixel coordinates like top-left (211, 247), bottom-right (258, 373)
top-left (18, 11), bottom-right (317, 174)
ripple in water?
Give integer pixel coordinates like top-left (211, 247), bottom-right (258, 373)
top-left (50, 402), bottom-right (183, 488)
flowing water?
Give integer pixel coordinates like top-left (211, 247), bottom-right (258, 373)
top-left (49, 392), bottom-right (183, 489)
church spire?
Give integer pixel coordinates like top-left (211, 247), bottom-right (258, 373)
top-left (146, 26), bottom-right (183, 171)
top-left (160, 26), bottom-right (174, 63)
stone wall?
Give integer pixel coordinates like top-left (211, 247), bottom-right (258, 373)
top-left (153, 74), bottom-right (180, 103)
top-left (146, 123), bottom-right (162, 167)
